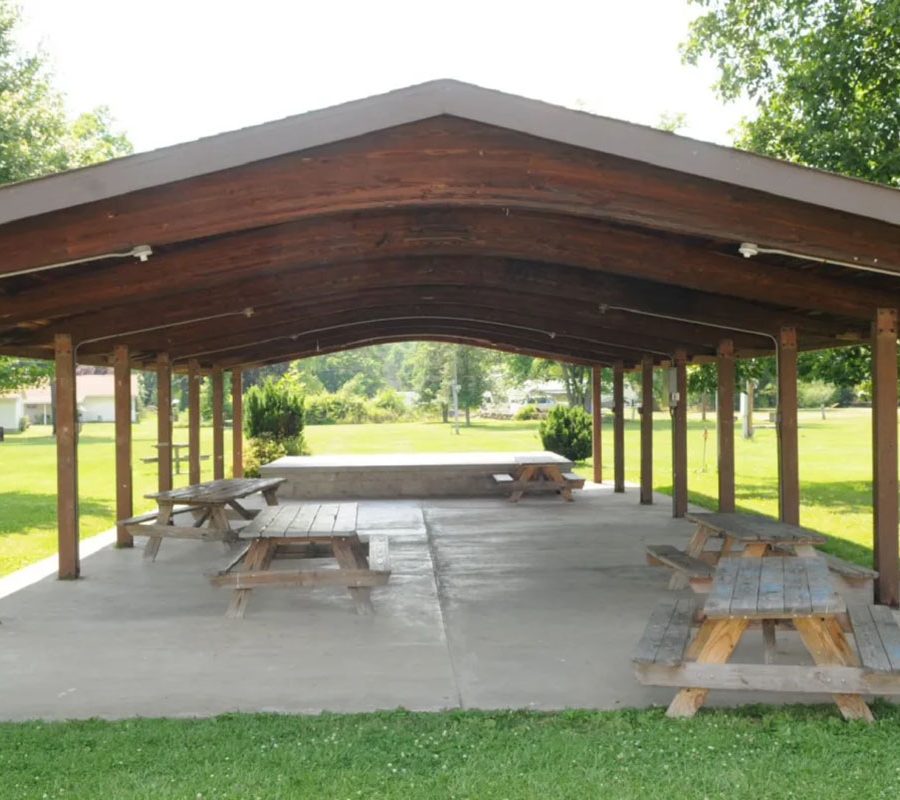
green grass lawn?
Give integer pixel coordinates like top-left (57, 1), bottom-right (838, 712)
top-left (0, 408), bottom-right (883, 576)
top-left (0, 417), bottom-right (232, 576)
top-left (3, 706), bottom-right (900, 799)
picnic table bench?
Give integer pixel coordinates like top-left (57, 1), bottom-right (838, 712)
top-left (634, 556), bottom-right (900, 721)
top-left (209, 502), bottom-right (390, 618)
top-left (646, 512), bottom-right (876, 593)
top-left (492, 461), bottom-right (585, 502)
top-left (121, 477), bottom-right (285, 561)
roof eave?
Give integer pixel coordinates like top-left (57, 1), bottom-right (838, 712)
top-left (0, 79), bottom-right (897, 228)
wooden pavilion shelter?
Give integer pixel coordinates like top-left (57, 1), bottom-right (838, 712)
top-left (0, 81), bottom-right (898, 603)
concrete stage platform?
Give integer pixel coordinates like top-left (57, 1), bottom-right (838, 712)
top-left (262, 451), bottom-right (575, 499)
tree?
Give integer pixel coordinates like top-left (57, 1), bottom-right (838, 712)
top-left (406, 342), bottom-right (452, 420)
top-left (137, 371), bottom-right (157, 407)
top-left (200, 373), bottom-right (233, 421)
top-left (0, 3), bottom-right (131, 185)
top-left (453, 345), bottom-right (493, 425)
top-left (0, 358), bottom-right (53, 395)
top-left (798, 346), bottom-right (871, 390)
top-left (497, 355), bottom-right (593, 410)
top-left (684, 0), bottom-right (900, 186)
top-left (291, 349), bottom-right (386, 396)
top-left (0, 1), bottom-right (131, 395)
top-left (559, 364), bottom-right (592, 410)
top-left (687, 363), bottom-right (718, 420)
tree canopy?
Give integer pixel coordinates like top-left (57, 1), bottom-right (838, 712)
top-left (0, 1), bottom-right (131, 396)
top-left (684, 0), bottom-right (898, 394)
top-left (684, 0), bottom-right (900, 186)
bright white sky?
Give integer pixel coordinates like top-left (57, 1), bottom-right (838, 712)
top-left (18, 0), bottom-right (755, 154)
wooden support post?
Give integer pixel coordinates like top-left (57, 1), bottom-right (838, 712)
top-left (55, 334), bottom-right (79, 579)
top-left (613, 361), bottom-right (625, 493)
top-left (672, 349), bottom-right (688, 518)
top-left (777, 327), bottom-right (800, 525)
top-left (640, 355), bottom-right (654, 505)
top-left (872, 308), bottom-right (899, 607)
top-left (232, 368), bottom-right (244, 478)
top-left (592, 365), bottom-right (602, 483)
top-left (212, 367), bottom-right (225, 480)
top-left (188, 359), bottom-right (201, 485)
top-left (156, 353), bottom-right (173, 493)
top-left (114, 344), bottom-right (133, 548)
top-left (717, 339), bottom-right (736, 513)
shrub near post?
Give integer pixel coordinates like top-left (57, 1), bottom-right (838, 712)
top-left (538, 406), bottom-right (593, 462)
top-left (243, 378), bottom-right (307, 476)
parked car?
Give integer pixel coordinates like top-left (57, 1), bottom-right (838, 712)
top-left (524, 395), bottom-right (557, 413)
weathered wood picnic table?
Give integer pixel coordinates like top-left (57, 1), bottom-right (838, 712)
top-left (123, 477), bottom-right (285, 561)
top-left (492, 456), bottom-right (585, 502)
top-left (209, 502), bottom-right (390, 618)
top-left (646, 512), bottom-right (876, 593)
top-left (634, 555), bottom-right (900, 721)
top-left (141, 442), bottom-right (209, 475)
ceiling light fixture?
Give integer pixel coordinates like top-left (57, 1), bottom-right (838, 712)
top-left (738, 241), bottom-right (895, 276)
top-left (0, 244), bottom-right (154, 280)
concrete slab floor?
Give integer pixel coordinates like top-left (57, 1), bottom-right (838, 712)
top-left (0, 485), bottom-right (876, 720)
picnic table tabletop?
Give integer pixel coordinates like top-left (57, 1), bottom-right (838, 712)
top-left (145, 477), bottom-right (285, 505)
top-left (239, 503), bottom-right (358, 539)
top-left (686, 512), bottom-right (828, 546)
top-left (212, 501), bottom-right (388, 617)
top-left (704, 556), bottom-right (845, 619)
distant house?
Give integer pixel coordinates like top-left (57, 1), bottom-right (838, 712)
top-left (0, 394), bottom-right (24, 431)
top-left (1, 374), bottom-right (139, 425)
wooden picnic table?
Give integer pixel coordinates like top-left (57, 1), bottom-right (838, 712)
top-left (634, 555), bottom-right (900, 722)
top-left (648, 512), bottom-right (877, 594)
top-left (141, 443), bottom-right (209, 475)
top-left (494, 457), bottom-right (585, 502)
top-left (209, 502), bottom-right (390, 618)
top-left (686, 512), bottom-right (828, 558)
top-left (133, 477), bottom-right (285, 561)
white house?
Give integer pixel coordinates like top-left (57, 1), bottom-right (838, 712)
top-left (3, 374), bottom-right (139, 425)
top-left (0, 394), bottom-right (24, 431)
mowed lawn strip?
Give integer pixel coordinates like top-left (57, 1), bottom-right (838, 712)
top-left (0, 418), bottom-right (232, 576)
top-left (2, 706), bottom-right (900, 800)
top-left (0, 408), bottom-right (882, 576)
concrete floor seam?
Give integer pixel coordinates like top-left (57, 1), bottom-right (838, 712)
top-left (421, 505), bottom-right (466, 711)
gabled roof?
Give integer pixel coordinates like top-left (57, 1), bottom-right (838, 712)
top-left (0, 79), bottom-right (897, 228)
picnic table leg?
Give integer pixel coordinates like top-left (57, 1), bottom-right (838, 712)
top-left (509, 466), bottom-right (536, 503)
top-left (262, 489), bottom-right (280, 506)
top-left (670, 524), bottom-right (712, 590)
top-left (794, 616), bottom-right (874, 722)
top-left (667, 617), bottom-right (748, 718)
top-left (332, 535), bottom-right (375, 615)
top-left (227, 499), bottom-right (258, 520)
top-left (762, 620), bottom-right (778, 664)
top-left (743, 542), bottom-right (768, 557)
top-left (209, 505), bottom-right (239, 543)
top-left (226, 539), bottom-right (275, 619)
top-left (544, 466), bottom-right (572, 501)
top-left (143, 502), bottom-right (172, 561)
top-left (191, 508), bottom-right (211, 527)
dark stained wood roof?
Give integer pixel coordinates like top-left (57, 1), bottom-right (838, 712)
top-left (0, 81), bottom-right (898, 370)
